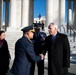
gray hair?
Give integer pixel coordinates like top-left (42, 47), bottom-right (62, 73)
top-left (48, 23), bottom-right (58, 29)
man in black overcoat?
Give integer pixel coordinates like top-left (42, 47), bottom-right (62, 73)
top-left (10, 25), bottom-right (44, 75)
top-left (45, 23), bottom-right (70, 75)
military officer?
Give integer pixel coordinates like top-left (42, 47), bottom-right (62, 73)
top-left (9, 25), bottom-right (44, 75)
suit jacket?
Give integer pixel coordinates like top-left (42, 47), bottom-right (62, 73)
top-left (11, 36), bottom-right (41, 75)
top-left (33, 32), bottom-right (46, 55)
top-left (45, 32), bottom-right (70, 75)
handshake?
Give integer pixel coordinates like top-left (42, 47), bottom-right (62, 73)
top-left (39, 54), bottom-right (45, 60)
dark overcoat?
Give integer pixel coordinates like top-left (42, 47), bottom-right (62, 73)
top-left (0, 39), bottom-right (10, 75)
top-left (45, 32), bottom-right (70, 75)
top-left (11, 36), bottom-right (41, 75)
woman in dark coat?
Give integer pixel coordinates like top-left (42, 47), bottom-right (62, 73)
top-left (0, 31), bottom-right (10, 75)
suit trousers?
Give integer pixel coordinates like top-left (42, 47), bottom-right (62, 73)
top-left (30, 60), bottom-right (44, 75)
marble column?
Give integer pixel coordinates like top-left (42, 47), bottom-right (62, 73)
top-left (73, 0), bottom-right (76, 29)
top-left (9, 0), bottom-right (16, 28)
top-left (59, 0), bottom-right (66, 26)
top-left (16, 0), bottom-right (21, 28)
top-left (29, 0), bottom-right (34, 25)
top-left (46, 0), bottom-right (59, 27)
top-left (72, 1), bottom-right (74, 26)
top-left (21, 0), bottom-right (33, 28)
top-left (68, 0), bottom-right (72, 26)
top-left (71, 1), bottom-right (74, 25)
top-left (5, 1), bottom-right (9, 31)
top-left (0, 0), bottom-right (3, 30)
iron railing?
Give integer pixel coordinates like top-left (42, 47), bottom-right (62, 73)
top-left (67, 25), bottom-right (76, 42)
top-left (59, 24), bottom-right (76, 42)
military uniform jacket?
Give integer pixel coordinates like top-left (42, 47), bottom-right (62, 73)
top-left (33, 32), bottom-right (46, 55)
top-left (45, 32), bottom-right (70, 75)
top-left (11, 36), bottom-right (41, 75)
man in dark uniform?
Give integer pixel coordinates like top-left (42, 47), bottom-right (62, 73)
top-left (30, 27), bottom-right (46, 75)
top-left (44, 23), bottom-right (70, 75)
top-left (9, 25), bottom-right (44, 75)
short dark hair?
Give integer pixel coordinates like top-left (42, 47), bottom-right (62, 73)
top-left (0, 30), bottom-right (5, 36)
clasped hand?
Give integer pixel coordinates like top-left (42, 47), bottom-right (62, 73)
top-left (39, 54), bottom-right (45, 60)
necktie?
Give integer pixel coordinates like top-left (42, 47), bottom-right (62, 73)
top-left (52, 36), bottom-right (56, 44)
top-left (36, 33), bottom-right (39, 38)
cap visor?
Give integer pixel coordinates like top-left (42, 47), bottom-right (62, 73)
top-left (30, 29), bottom-right (35, 32)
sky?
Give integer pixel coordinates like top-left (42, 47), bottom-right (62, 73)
top-left (34, 0), bottom-right (46, 18)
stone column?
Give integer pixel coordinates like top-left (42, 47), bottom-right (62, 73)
top-left (68, 0), bottom-right (72, 26)
top-left (9, 0), bottom-right (16, 28)
top-left (59, 0), bottom-right (66, 26)
top-left (29, 0), bottom-right (34, 25)
top-left (21, 0), bottom-right (32, 28)
top-left (70, 1), bottom-right (74, 26)
top-left (46, 0), bottom-right (59, 27)
top-left (16, 0), bottom-right (21, 28)
top-left (72, 1), bottom-right (74, 25)
top-left (5, 1), bottom-right (9, 31)
top-left (73, 0), bottom-right (76, 29)
top-left (0, 0), bottom-right (3, 30)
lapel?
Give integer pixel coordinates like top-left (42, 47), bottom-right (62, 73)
top-left (48, 35), bottom-right (52, 46)
top-left (47, 32), bottom-right (60, 51)
top-left (34, 32), bottom-right (40, 38)
top-left (53, 32), bottom-right (60, 47)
